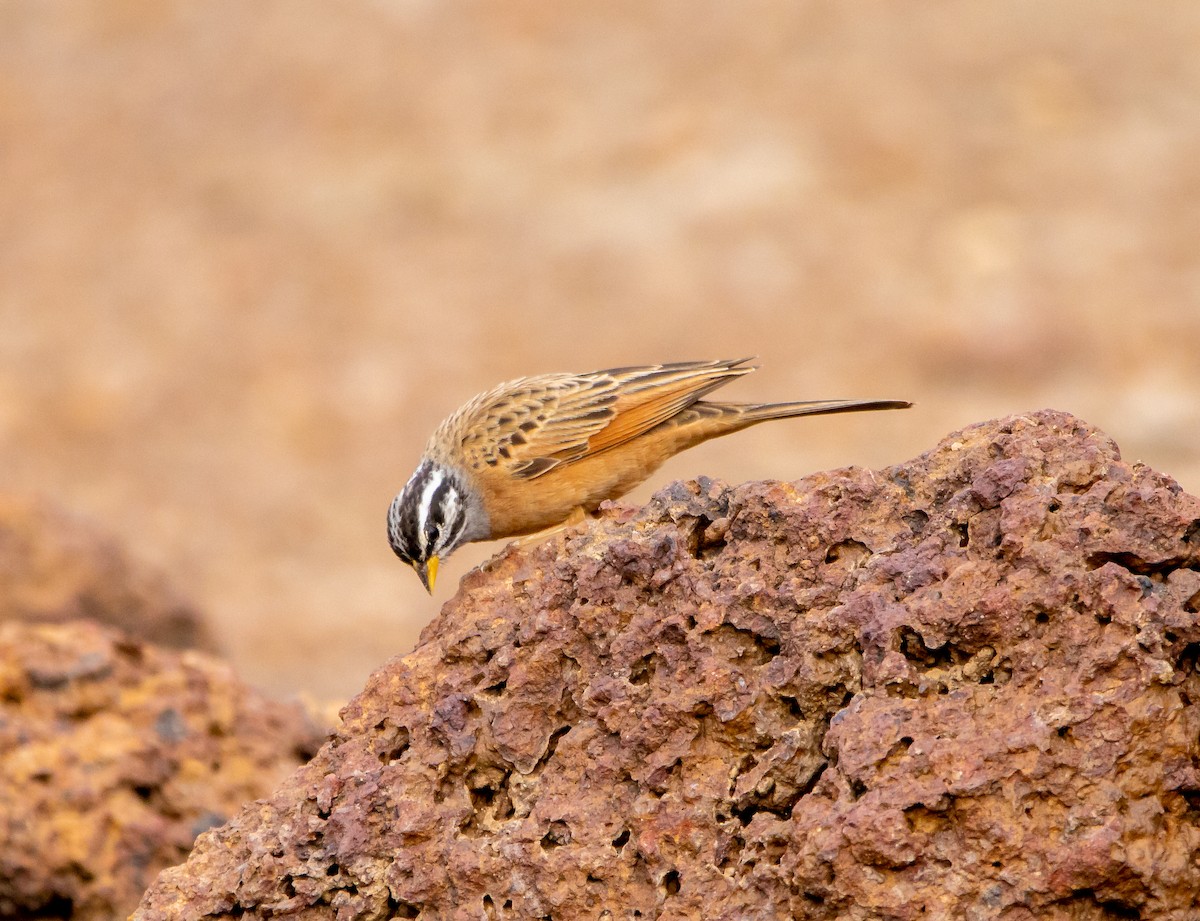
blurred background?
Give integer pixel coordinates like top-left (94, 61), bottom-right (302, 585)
top-left (1, 1), bottom-right (1197, 702)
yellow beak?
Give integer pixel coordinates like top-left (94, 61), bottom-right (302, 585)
top-left (417, 555), bottom-right (439, 594)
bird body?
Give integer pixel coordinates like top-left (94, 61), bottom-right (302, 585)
top-left (388, 359), bottom-right (910, 591)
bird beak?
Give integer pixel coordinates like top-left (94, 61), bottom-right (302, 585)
top-left (416, 555), bottom-right (439, 594)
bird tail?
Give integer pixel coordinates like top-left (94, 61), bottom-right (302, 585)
top-left (664, 396), bottom-right (910, 452)
top-left (726, 398), bottom-right (913, 423)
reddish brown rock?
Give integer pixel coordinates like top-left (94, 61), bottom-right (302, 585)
top-left (0, 493), bottom-right (214, 650)
top-left (0, 620), bottom-right (325, 921)
top-left (134, 411), bottom-right (1200, 920)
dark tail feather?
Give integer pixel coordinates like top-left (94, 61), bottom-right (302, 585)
top-left (730, 398), bottom-right (912, 422)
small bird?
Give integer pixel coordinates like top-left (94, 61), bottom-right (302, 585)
top-left (388, 359), bottom-right (910, 592)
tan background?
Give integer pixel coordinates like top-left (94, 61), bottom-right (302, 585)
top-left (2, 2), bottom-right (1198, 702)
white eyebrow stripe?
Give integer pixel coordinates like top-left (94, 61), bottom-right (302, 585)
top-left (416, 468), bottom-right (444, 555)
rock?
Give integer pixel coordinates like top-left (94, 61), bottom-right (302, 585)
top-left (0, 493), bottom-right (215, 650)
top-left (0, 620), bottom-right (325, 921)
top-left (133, 410), bottom-right (1200, 920)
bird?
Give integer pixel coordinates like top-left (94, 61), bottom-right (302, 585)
top-left (387, 359), bottom-right (910, 592)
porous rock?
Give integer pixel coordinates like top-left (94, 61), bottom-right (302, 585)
top-left (0, 493), bottom-right (214, 649)
top-left (0, 620), bottom-right (325, 920)
top-left (134, 411), bottom-right (1200, 920)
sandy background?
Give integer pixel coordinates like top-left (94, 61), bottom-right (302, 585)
top-left (2, 2), bottom-right (1198, 702)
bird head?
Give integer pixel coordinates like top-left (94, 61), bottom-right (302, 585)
top-left (387, 461), bottom-right (478, 593)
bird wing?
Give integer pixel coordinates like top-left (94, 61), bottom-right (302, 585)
top-left (447, 359), bottom-right (755, 479)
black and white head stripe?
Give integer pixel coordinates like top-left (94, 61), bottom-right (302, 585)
top-left (388, 461), bottom-right (469, 563)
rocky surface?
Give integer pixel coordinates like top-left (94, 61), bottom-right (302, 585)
top-left (135, 410), bottom-right (1200, 920)
top-left (0, 620), bottom-right (326, 921)
top-left (0, 493), bottom-right (215, 650)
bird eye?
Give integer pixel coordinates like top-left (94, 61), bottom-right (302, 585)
top-left (423, 511), bottom-right (440, 554)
